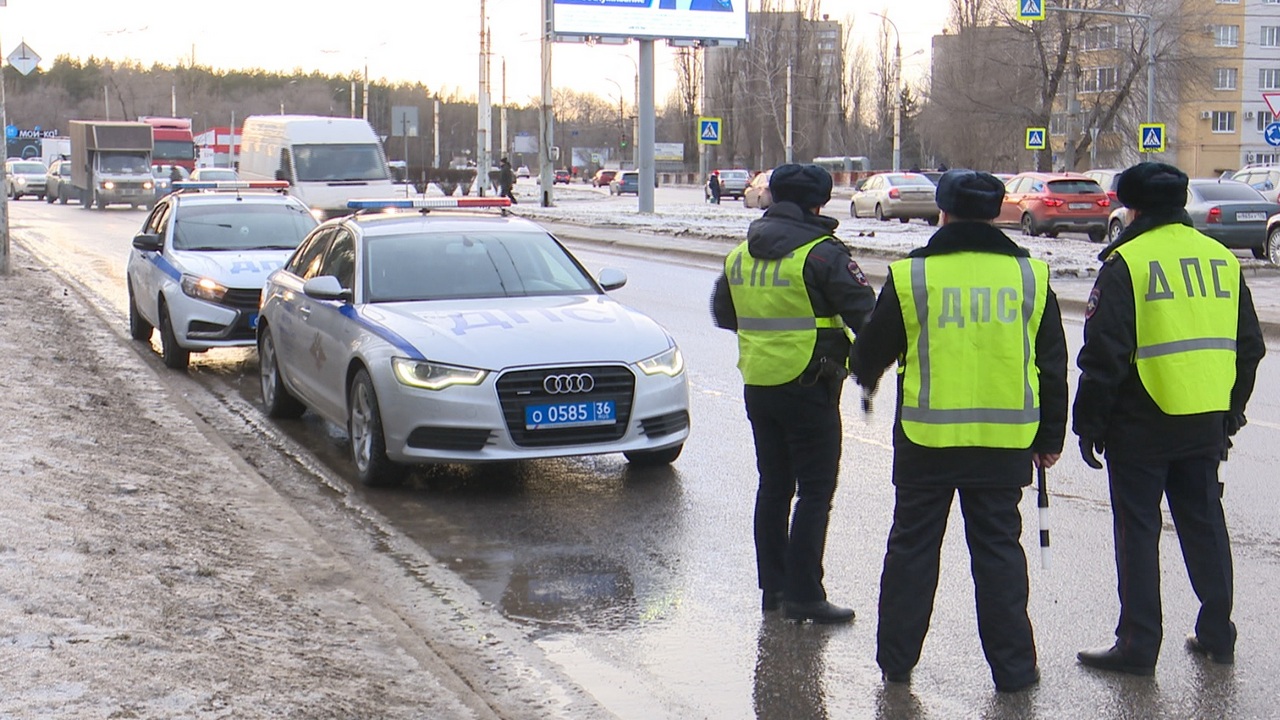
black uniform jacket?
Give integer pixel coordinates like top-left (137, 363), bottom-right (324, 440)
top-left (1072, 210), bottom-right (1266, 461)
top-left (848, 221), bottom-right (1069, 489)
top-left (711, 201), bottom-right (877, 377)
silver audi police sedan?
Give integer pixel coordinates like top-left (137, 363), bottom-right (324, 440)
top-left (257, 197), bottom-right (690, 486)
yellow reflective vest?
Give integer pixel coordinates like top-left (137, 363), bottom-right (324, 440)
top-left (892, 252), bottom-right (1049, 448)
top-left (1111, 223), bottom-right (1239, 415)
top-left (726, 237), bottom-right (845, 386)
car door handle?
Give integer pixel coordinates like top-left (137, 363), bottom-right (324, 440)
top-left (299, 306), bottom-right (311, 319)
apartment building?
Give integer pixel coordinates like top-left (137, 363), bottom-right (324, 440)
top-left (1176, 0), bottom-right (1280, 175)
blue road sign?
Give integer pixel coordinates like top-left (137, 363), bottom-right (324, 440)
top-left (4, 125), bottom-right (15, 140)
top-left (1017, 0), bottom-right (1046, 21)
top-left (1139, 123), bottom-right (1165, 153)
top-left (698, 117), bottom-right (722, 145)
top-left (1265, 122), bottom-right (1280, 147)
top-left (1025, 128), bottom-right (1047, 150)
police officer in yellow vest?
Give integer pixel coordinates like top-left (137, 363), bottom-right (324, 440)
top-left (711, 163), bottom-right (876, 624)
top-left (1074, 162), bottom-right (1265, 676)
top-left (849, 170), bottom-right (1068, 692)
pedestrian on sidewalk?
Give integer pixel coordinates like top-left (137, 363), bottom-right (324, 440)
top-left (710, 163), bottom-right (876, 624)
top-left (499, 158), bottom-right (518, 204)
top-left (849, 169), bottom-right (1068, 692)
top-left (708, 171), bottom-right (722, 204)
top-left (1074, 162), bottom-right (1266, 676)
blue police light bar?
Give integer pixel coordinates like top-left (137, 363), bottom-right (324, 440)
top-left (172, 181), bottom-right (291, 190)
top-left (347, 197), bottom-right (513, 210)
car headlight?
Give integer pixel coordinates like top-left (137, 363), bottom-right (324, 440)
top-left (143, 180), bottom-right (154, 190)
top-left (101, 181), bottom-right (115, 190)
top-left (181, 274), bottom-right (229, 302)
top-left (637, 346), bottom-right (684, 377)
top-left (14, 177), bottom-right (27, 186)
top-left (157, 180), bottom-right (170, 189)
top-left (392, 358), bottom-right (488, 390)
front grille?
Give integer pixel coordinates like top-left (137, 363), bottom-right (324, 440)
top-left (221, 288), bottom-right (262, 311)
top-left (639, 410), bottom-right (690, 439)
top-left (406, 426), bottom-right (494, 451)
top-left (496, 365), bottom-right (635, 448)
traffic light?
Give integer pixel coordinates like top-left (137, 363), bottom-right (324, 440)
top-left (621, 134), bottom-right (629, 149)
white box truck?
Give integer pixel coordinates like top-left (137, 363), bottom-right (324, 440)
top-left (237, 115), bottom-right (394, 218)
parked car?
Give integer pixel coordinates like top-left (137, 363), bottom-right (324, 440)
top-left (256, 197), bottom-right (690, 486)
top-left (516, 165), bottom-right (531, 179)
top-left (850, 172), bottom-right (940, 224)
top-left (743, 169), bottom-right (773, 209)
top-left (610, 171), bottom-right (639, 196)
top-left (125, 181), bottom-right (318, 370)
top-left (995, 172), bottom-right (1110, 242)
top-left (554, 169), bottom-right (571, 185)
top-left (5, 159), bottom-right (48, 201)
top-left (707, 169), bottom-right (750, 200)
top-left (1082, 168), bottom-right (1124, 203)
top-left (591, 169), bottom-right (618, 187)
top-left (189, 167), bottom-right (241, 182)
top-left (44, 159), bottom-right (74, 205)
top-left (1228, 164), bottom-right (1280, 204)
top-left (1108, 178), bottom-right (1279, 258)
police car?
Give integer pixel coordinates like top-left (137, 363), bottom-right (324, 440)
top-left (256, 197), bottom-right (690, 486)
top-left (126, 181), bottom-right (319, 369)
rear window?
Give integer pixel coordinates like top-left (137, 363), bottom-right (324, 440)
top-left (888, 174), bottom-right (935, 186)
top-left (622, 172), bottom-right (638, 181)
top-left (1046, 180), bottom-right (1103, 194)
top-left (719, 170), bottom-right (750, 181)
top-left (1194, 183), bottom-right (1266, 202)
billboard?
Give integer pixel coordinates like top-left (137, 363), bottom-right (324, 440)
top-left (553, 0), bottom-right (747, 42)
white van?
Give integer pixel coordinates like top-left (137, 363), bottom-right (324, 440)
top-left (237, 115), bottom-right (394, 217)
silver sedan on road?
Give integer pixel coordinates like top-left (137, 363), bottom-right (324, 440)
top-left (257, 197), bottom-right (691, 486)
top-left (850, 172), bottom-right (940, 224)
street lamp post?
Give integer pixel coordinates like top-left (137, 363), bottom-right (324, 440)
top-left (874, 12), bottom-right (903, 172)
top-left (605, 77), bottom-right (626, 166)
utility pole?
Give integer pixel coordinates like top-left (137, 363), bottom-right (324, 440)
top-left (362, 61), bottom-right (369, 121)
top-left (538, 0), bottom-right (555, 206)
top-left (433, 97), bottom-right (441, 169)
top-left (477, 0), bottom-right (492, 196)
top-left (501, 56), bottom-right (508, 164)
top-left (785, 62), bottom-right (794, 163)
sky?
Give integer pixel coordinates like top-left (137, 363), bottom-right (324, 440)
top-left (0, 0), bottom-right (951, 108)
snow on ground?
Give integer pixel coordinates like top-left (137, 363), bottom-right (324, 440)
top-left (425, 178), bottom-right (1272, 278)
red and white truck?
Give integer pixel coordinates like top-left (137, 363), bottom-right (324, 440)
top-left (140, 117), bottom-right (196, 172)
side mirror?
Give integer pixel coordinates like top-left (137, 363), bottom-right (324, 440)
top-left (274, 169), bottom-right (289, 184)
top-left (302, 275), bottom-right (351, 302)
top-left (132, 233), bottom-right (162, 251)
top-left (598, 268), bottom-right (627, 291)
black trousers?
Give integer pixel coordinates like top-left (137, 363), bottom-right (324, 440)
top-left (876, 485), bottom-right (1037, 688)
top-left (1105, 455), bottom-right (1234, 664)
top-left (745, 380), bottom-right (843, 603)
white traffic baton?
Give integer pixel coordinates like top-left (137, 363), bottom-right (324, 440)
top-left (1037, 465), bottom-right (1051, 571)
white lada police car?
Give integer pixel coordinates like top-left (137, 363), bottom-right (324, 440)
top-left (256, 197), bottom-right (690, 486)
top-left (126, 181), bottom-right (319, 369)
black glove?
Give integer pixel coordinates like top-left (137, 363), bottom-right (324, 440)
top-left (1226, 413), bottom-right (1247, 437)
top-left (1079, 437), bottom-right (1105, 470)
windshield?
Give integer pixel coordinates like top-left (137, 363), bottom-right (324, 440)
top-left (1195, 183), bottom-right (1266, 202)
top-left (12, 162), bottom-right (45, 174)
top-left (99, 153), bottom-right (151, 174)
top-left (195, 169), bottom-right (238, 181)
top-left (293, 144), bottom-right (390, 182)
top-left (172, 203), bottom-right (318, 252)
top-left (153, 140), bottom-right (196, 162)
top-left (364, 230), bottom-right (598, 302)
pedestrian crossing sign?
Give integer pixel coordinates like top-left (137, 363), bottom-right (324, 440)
top-left (698, 117), bottom-right (722, 145)
top-left (1017, 0), bottom-right (1046, 21)
top-left (1025, 127), bottom-right (1047, 150)
top-left (1139, 123), bottom-right (1166, 153)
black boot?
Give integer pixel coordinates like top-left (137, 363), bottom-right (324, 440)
top-left (783, 600), bottom-right (855, 624)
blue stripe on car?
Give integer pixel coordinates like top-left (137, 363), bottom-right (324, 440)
top-left (339, 304), bottom-right (426, 360)
top-left (151, 254), bottom-right (182, 281)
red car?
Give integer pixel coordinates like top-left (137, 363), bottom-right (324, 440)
top-left (554, 169), bottom-right (571, 185)
top-left (592, 169), bottom-right (618, 187)
top-left (995, 172), bottom-right (1110, 242)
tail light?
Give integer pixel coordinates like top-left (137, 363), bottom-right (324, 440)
top-left (888, 188), bottom-right (901, 199)
top-left (1106, 190), bottom-right (1118, 201)
top-left (1042, 197), bottom-right (1065, 207)
top-left (1096, 197), bottom-right (1111, 207)
top-left (1207, 206), bottom-right (1222, 223)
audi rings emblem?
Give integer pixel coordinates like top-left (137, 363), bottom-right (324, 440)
top-left (543, 373), bottom-right (595, 394)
